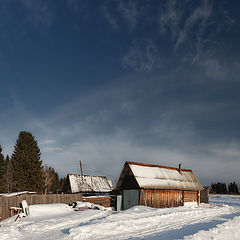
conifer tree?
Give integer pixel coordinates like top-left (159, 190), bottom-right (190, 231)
top-left (211, 182), bottom-right (227, 194)
top-left (4, 155), bottom-right (13, 193)
top-left (60, 177), bottom-right (67, 193)
top-left (228, 182), bottom-right (239, 194)
top-left (11, 131), bottom-right (44, 192)
top-left (0, 145), bottom-right (6, 193)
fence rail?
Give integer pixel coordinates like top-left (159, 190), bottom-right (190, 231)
top-left (0, 193), bottom-right (83, 220)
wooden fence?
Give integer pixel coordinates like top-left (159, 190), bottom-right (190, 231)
top-left (200, 187), bottom-right (209, 204)
top-left (0, 193), bottom-right (83, 220)
top-left (83, 196), bottom-right (114, 208)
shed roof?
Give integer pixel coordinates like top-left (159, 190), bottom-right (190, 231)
top-left (68, 174), bottom-right (114, 193)
top-left (116, 161), bottom-right (203, 191)
top-left (0, 191), bottom-right (36, 197)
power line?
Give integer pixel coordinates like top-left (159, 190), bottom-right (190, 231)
top-left (82, 163), bottom-right (116, 179)
top-left (47, 162), bottom-right (79, 167)
top-left (45, 161), bottom-right (117, 179)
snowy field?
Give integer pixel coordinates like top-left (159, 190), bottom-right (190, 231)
top-left (1, 195), bottom-right (240, 240)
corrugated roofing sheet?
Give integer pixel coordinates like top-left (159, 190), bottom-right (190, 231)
top-left (117, 161), bottom-right (203, 191)
top-left (69, 174), bottom-right (114, 193)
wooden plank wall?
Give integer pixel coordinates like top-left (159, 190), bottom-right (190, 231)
top-left (200, 187), bottom-right (209, 203)
top-left (0, 194), bottom-right (83, 220)
top-left (83, 196), bottom-right (114, 208)
top-left (140, 189), bottom-right (183, 208)
top-left (183, 191), bottom-right (198, 202)
top-left (139, 189), bottom-right (199, 208)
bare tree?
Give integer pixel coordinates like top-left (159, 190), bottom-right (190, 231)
top-left (43, 165), bottom-right (56, 194)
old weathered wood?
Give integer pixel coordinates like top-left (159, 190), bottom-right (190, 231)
top-left (83, 196), bottom-right (114, 208)
top-left (183, 190), bottom-right (198, 203)
top-left (117, 161), bottom-right (203, 210)
top-left (139, 189), bottom-right (186, 209)
top-left (200, 187), bottom-right (209, 203)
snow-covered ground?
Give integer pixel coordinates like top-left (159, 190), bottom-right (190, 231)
top-left (1, 195), bottom-right (240, 240)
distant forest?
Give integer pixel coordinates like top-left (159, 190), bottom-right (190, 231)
top-left (0, 131), bottom-right (66, 194)
top-left (210, 182), bottom-right (239, 194)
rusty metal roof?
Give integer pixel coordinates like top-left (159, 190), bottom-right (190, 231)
top-left (68, 174), bottom-right (114, 193)
top-left (116, 161), bottom-right (203, 191)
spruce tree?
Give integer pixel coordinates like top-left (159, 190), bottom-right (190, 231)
top-left (11, 131), bottom-right (44, 192)
top-left (0, 145), bottom-right (6, 193)
top-left (228, 182), bottom-right (239, 194)
top-left (4, 155), bottom-right (13, 193)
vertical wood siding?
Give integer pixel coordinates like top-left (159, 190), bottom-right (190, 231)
top-left (139, 189), bottom-right (199, 208)
top-left (183, 191), bottom-right (198, 202)
top-left (139, 189), bottom-right (184, 208)
top-left (200, 187), bottom-right (209, 203)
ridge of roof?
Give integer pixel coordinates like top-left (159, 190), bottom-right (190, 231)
top-left (126, 161), bottom-right (193, 172)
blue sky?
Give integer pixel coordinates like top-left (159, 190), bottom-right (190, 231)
top-left (1, 0), bottom-right (240, 185)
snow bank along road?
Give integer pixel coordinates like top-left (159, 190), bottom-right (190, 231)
top-left (0, 195), bottom-right (240, 240)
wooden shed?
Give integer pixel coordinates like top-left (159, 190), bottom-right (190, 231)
top-left (116, 161), bottom-right (203, 210)
top-left (64, 174), bottom-right (114, 196)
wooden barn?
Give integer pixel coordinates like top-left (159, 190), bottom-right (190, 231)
top-left (64, 174), bottom-right (114, 196)
top-left (116, 161), bottom-right (203, 210)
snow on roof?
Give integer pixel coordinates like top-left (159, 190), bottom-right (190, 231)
top-left (68, 174), bottom-right (114, 193)
top-left (117, 161), bottom-right (203, 191)
top-left (0, 191), bottom-right (36, 197)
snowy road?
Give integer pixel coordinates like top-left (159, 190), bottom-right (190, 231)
top-left (1, 195), bottom-right (240, 239)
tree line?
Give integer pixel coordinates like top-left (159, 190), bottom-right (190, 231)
top-left (210, 182), bottom-right (239, 194)
top-left (0, 131), bottom-right (66, 194)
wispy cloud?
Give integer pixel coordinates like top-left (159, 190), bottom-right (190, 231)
top-left (0, 0), bottom-right (239, 185)
top-left (42, 146), bottom-right (63, 152)
top-left (102, 4), bottom-right (119, 31)
top-left (102, 0), bottom-right (142, 31)
top-left (117, 0), bottom-right (139, 30)
top-left (174, 0), bottom-right (212, 49)
top-left (122, 40), bottom-right (159, 72)
top-left (39, 139), bottom-right (56, 145)
top-left (101, 0), bottom-right (236, 72)
top-left (157, 0), bottom-right (236, 64)
top-left (159, 0), bottom-right (182, 40)
top-left (1, 72), bottom-right (240, 184)
top-left (19, 0), bottom-right (53, 26)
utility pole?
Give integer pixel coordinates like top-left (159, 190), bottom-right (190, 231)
top-left (80, 160), bottom-right (83, 176)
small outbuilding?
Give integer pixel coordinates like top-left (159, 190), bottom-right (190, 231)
top-left (64, 174), bottom-right (114, 196)
top-left (116, 161), bottom-right (203, 210)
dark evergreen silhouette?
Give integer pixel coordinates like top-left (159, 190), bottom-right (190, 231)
top-left (11, 131), bottom-right (44, 192)
top-left (211, 182), bottom-right (227, 194)
top-left (4, 155), bottom-right (13, 193)
top-left (228, 182), bottom-right (239, 194)
top-left (60, 177), bottom-right (67, 193)
top-left (0, 145), bottom-right (6, 193)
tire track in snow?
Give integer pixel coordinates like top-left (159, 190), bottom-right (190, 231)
top-left (68, 204), bottom-right (240, 240)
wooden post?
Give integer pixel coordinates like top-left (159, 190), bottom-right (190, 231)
top-left (197, 191), bottom-right (200, 205)
top-left (182, 190), bottom-right (184, 206)
top-left (80, 160), bottom-right (83, 176)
